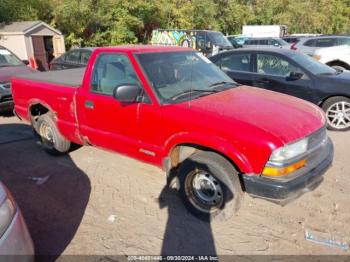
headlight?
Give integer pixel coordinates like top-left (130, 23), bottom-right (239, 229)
top-left (269, 138), bottom-right (308, 162)
top-left (0, 195), bottom-right (16, 238)
top-left (263, 138), bottom-right (309, 177)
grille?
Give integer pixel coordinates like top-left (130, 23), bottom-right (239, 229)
top-left (0, 83), bottom-right (11, 89)
top-left (308, 127), bottom-right (327, 151)
top-left (0, 95), bottom-right (12, 102)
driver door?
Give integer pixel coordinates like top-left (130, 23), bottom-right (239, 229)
top-left (252, 53), bottom-right (312, 101)
top-left (78, 52), bottom-right (142, 157)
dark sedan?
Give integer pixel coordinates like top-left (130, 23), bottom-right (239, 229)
top-left (209, 48), bottom-right (350, 131)
top-left (50, 47), bottom-right (94, 70)
top-left (0, 46), bottom-right (36, 113)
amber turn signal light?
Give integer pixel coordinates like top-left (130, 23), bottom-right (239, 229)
top-left (262, 159), bottom-right (306, 177)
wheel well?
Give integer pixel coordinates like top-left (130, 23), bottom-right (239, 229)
top-left (29, 103), bottom-right (51, 129)
top-left (167, 144), bottom-right (241, 173)
top-left (166, 144), bottom-right (245, 191)
top-left (326, 60), bottom-right (350, 70)
top-left (319, 95), bottom-right (350, 107)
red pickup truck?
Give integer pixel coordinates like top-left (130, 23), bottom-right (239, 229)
top-left (12, 46), bottom-right (333, 221)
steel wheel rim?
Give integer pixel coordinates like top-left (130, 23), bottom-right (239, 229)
top-left (39, 122), bottom-right (55, 148)
top-left (326, 101), bottom-right (350, 129)
top-left (185, 170), bottom-right (223, 213)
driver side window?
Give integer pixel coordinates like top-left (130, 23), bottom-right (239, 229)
top-left (91, 53), bottom-right (141, 95)
top-left (256, 53), bottom-right (303, 77)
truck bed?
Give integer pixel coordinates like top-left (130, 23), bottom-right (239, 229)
top-left (14, 68), bottom-right (85, 87)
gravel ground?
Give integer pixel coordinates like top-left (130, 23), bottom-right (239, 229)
top-left (0, 115), bottom-right (349, 261)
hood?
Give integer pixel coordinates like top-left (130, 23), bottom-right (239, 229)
top-left (188, 86), bottom-right (325, 144)
top-left (0, 65), bottom-right (36, 83)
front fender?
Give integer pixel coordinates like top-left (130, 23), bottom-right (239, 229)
top-left (163, 131), bottom-right (254, 174)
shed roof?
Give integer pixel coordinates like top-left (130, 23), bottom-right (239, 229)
top-left (0, 21), bottom-right (62, 35)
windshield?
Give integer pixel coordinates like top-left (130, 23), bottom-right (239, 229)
top-left (0, 48), bottom-right (23, 67)
top-left (136, 51), bottom-right (237, 104)
top-left (208, 32), bottom-right (232, 47)
top-left (289, 52), bottom-right (337, 75)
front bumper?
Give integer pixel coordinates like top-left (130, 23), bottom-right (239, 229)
top-left (0, 210), bottom-right (34, 261)
top-left (243, 137), bottom-right (334, 205)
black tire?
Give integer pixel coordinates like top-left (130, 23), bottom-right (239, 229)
top-left (35, 114), bottom-right (71, 155)
top-left (178, 151), bottom-right (243, 222)
top-left (322, 96), bottom-right (350, 131)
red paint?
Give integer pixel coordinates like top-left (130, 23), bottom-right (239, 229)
top-left (11, 46), bottom-right (325, 175)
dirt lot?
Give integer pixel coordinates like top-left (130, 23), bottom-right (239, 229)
top-left (0, 114), bottom-right (349, 260)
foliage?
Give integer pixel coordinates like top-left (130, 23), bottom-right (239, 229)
top-left (0, 0), bottom-right (350, 47)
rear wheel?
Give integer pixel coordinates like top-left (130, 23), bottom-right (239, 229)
top-left (322, 96), bottom-right (350, 131)
top-left (178, 151), bottom-right (243, 222)
top-left (36, 114), bottom-right (71, 155)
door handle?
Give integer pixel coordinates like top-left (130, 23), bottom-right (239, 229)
top-left (85, 100), bottom-right (94, 109)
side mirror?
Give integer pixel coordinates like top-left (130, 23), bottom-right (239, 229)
top-left (113, 84), bottom-right (141, 103)
top-left (287, 71), bottom-right (303, 81)
top-left (22, 60), bottom-right (29, 65)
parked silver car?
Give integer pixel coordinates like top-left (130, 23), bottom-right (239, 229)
top-left (243, 37), bottom-right (290, 49)
top-left (292, 35), bottom-right (350, 55)
top-left (0, 182), bottom-right (34, 261)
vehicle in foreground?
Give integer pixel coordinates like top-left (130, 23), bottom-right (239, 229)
top-left (151, 29), bottom-right (233, 56)
top-left (210, 48), bottom-right (350, 131)
top-left (313, 45), bottom-right (350, 71)
top-left (0, 45), bottom-right (35, 113)
top-left (292, 35), bottom-right (350, 55)
top-left (243, 37), bottom-right (290, 49)
top-left (12, 46), bottom-right (333, 221)
top-left (49, 47), bottom-right (94, 70)
top-left (0, 182), bottom-right (34, 260)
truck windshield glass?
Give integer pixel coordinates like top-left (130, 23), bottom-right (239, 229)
top-left (0, 49), bottom-right (23, 67)
top-left (289, 52), bottom-right (337, 75)
top-left (136, 51), bottom-right (237, 104)
top-left (208, 32), bottom-right (232, 47)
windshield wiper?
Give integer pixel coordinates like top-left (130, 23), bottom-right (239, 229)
top-left (209, 81), bottom-right (237, 88)
top-left (170, 89), bottom-right (219, 101)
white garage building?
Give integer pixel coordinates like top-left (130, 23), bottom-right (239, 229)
top-left (0, 21), bottom-right (65, 70)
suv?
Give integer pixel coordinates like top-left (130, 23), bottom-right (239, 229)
top-left (243, 37), bottom-right (290, 49)
top-left (292, 35), bottom-right (350, 55)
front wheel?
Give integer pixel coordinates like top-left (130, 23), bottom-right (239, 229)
top-left (178, 151), bottom-right (243, 222)
top-left (36, 114), bottom-right (71, 155)
top-left (322, 96), bottom-right (350, 131)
